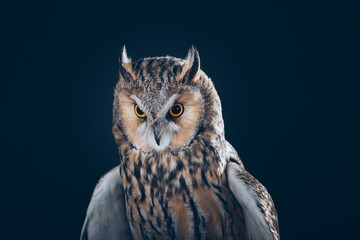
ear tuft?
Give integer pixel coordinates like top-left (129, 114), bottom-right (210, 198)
top-left (186, 45), bottom-right (201, 82)
top-left (121, 45), bottom-right (131, 64)
top-left (119, 45), bottom-right (136, 82)
top-left (176, 45), bottom-right (201, 83)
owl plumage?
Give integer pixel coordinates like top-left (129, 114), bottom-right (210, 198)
top-left (81, 46), bottom-right (280, 240)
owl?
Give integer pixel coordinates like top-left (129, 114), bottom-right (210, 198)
top-left (81, 46), bottom-right (280, 240)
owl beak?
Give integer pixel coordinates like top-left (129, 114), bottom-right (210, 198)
top-left (153, 124), bottom-right (162, 146)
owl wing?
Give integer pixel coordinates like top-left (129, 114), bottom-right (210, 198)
top-left (225, 142), bottom-right (280, 240)
top-left (80, 166), bottom-right (133, 240)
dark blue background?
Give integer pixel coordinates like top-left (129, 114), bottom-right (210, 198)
top-left (2, 0), bottom-right (359, 239)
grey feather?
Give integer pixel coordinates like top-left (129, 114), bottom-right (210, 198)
top-left (80, 167), bottom-right (133, 240)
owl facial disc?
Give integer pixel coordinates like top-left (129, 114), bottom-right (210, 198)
top-left (131, 94), bottom-right (182, 151)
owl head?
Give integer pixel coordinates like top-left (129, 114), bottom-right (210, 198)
top-left (112, 46), bottom-right (224, 153)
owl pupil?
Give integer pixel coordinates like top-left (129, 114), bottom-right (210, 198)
top-left (172, 105), bottom-right (181, 114)
top-left (134, 104), bottom-right (146, 118)
top-left (137, 108), bottom-right (144, 115)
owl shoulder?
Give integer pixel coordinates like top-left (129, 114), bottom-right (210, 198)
top-left (224, 142), bottom-right (280, 240)
top-left (80, 166), bottom-right (133, 240)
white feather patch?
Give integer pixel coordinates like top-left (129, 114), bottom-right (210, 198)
top-left (80, 167), bottom-right (133, 240)
top-left (227, 162), bottom-right (274, 240)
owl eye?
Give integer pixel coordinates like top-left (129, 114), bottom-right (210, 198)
top-left (169, 103), bottom-right (184, 118)
top-left (134, 104), bottom-right (146, 118)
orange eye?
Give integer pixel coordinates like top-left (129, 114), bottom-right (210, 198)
top-left (134, 104), bottom-right (146, 118)
top-left (169, 103), bottom-right (184, 117)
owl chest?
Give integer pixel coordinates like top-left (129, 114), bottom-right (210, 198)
top-left (122, 179), bottom-right (245, 240)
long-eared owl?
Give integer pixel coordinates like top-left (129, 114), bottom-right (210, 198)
top-left (81, 46), bottom-right (280, 240)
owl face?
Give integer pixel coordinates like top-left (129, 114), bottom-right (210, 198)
top-left (113, 46), bottom-right (206, 152)
top-left (118, 87), bottom-right (203, 151)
